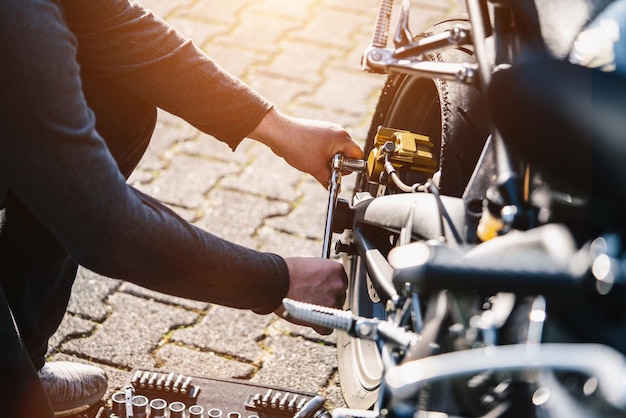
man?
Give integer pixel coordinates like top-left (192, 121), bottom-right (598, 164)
top-left (0, 0), bottom-right (363, 416)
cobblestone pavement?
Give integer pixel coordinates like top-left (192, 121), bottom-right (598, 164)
top-left (49, 0), bottom-right (463, 410)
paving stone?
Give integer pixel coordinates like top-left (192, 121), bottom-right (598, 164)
top-left (141, 154), bottom-right (241, 208)
top-left (48, 313), bottom-right (97, 355)
top-left (177, 2), bottom-right (248, 27)
top-left (196, 187), bottom-right (290, 249)
top-left (319, 0), bottom-right (454, 35)
top-left (119, 282), bottom-right (211, 311)
top-left (165, 15), bottom-right (230, 47)
top-left (140, 0), bottom-right (196, 20)
top-left (300, 68), bottom-right (386, 118)
top-left (283, 103), bottom-right (373, 138)
top-left (127, 166), bottom-right (156, 187)
top-left (252, 334), bottom-right (337, 394)
top-left (268, 318), bottom-right (338, 347)
top-left (171, 305), bottom-right (273, 363)
top-left (290, 7), bottom-right (373, 49)
top-left (156, 343), bottom-right (257, 379)
top-left (67, 268), bottom-right (120, 322)
top-left (336, 41), bottom-right (379, 73)
top-left (199, 43), bottom-right (273, 80)
top-left (137, 121), bottom-right (197, 172)
top-left (62, 293), bottom-right (198, 368)
top-left (217, 12), bottom-right (299, 55)
top-left (247, 73), bottom-right (316, 110)
top-left (180, 134), bottom-right (254, 165)
top-left (256, 227), bottom-right (322, 258)
top-left (261, 41), bottom-right (343, 84)
top-left (244, 0), bottom-right (318, 20)
top-left (168, 203), bottom-right (201, 223)
top-left (265, 179), bottom-right (330, 240)
top-left (219, 143), bottom-right (302, 202)
top-left (345, 118), bottom-right (377, 144)
top-left (320, 371), bottom-right (348, 409)
top-left (320, 0), bottom-right (379, 14)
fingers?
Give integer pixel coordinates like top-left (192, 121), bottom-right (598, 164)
top-left (338, 136), bottom-right (364, 160)
top-left (315, 131), bottom-right (364, 187)
top-left (276, 257), bottom-right (348, 335)
top-left (250, 109), bottom-right (363, 185)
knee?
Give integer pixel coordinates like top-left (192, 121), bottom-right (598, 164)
top-left (81, 72), bottom-right (157, 176)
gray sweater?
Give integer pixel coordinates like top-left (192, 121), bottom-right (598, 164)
top-left (0, 0), bottom-right (289, 314)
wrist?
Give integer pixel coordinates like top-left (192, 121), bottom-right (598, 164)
top-left (249, 107), bottom-right (291, 155)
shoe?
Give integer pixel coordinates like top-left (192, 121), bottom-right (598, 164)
top-left (38, 361), bottom-right (108, 417)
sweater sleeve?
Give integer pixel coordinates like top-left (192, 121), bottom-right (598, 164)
top-left (0, 0), bottom-right (288, 314)
top-left (60, 0), bottom-right (273, 149)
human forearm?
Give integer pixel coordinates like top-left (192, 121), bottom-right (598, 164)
top-left (0, 0), bottom-right (289, 313)
top-left (249, 108), bottom-right (364, 187)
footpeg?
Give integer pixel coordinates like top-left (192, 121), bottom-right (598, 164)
top-left (282, 299), bottom-right (417, 349)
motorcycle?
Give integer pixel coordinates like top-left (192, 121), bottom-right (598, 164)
top-left (284, 0), bottom-right (626, 417)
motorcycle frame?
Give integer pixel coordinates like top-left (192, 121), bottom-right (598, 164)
top-left (327, 0), bottom-right (626, 416)
top-left (363, 0), bottom-right (524, 216)
top-left (361, 0), bottom-right (615, 217)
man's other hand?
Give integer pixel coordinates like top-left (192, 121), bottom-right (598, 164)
top-left (275, 257), bottom-right (348, 335)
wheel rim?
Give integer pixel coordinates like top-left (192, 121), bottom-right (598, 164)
top-left (337, 256), bottom-right (385, 408)
top-left (349, 258), bottom-right (385, 389)
top-left (338, 76), bottom-right (441, 409)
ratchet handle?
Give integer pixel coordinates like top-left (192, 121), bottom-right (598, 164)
top-left (322, 154), bottom-right (365, 258)
top-left (322, 155), bottom-right (343, 258)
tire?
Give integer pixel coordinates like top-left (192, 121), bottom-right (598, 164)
top-left (337, 18), bottom-right (490, 409)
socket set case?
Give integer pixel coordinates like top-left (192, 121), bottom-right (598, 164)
top-left (93, 368), bottom-right (323, 418)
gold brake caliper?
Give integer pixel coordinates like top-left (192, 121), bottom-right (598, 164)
top-left (366, 126), bottom-right (438, 185)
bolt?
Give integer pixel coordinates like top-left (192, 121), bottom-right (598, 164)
top-left (449, 25), bottom-right (468, 44)
top-left (370, 51), bottom-right (382, 61)
top-left (335, 240), bottom-right (355, 255)
top-left (356, 322), bottom-right (374, 337)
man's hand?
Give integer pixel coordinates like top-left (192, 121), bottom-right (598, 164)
top-left (275, 257), bottom-right (348, 335)
top-left (249, 108), bottom-right (363, 187)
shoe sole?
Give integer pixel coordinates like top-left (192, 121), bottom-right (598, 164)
top-left (53, 388), bottom-right (106, 418)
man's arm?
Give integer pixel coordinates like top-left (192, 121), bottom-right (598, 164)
top-left (63, 0), bottom-right (364, 178)
top-left (59, 0), bottom-right (356, 324)
top-left (0, 0), bottom-right (289, 314)
top-left (249, 108), bottom-right (364, 187)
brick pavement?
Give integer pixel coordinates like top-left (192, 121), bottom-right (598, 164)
top-left (48, 0), bottom-right (463, 411)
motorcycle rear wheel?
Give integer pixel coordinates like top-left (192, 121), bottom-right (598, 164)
top-left (337, 18), bottom-right (489, 409)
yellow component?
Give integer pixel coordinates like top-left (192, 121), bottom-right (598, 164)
top-left (476, 208), bottom-right (505, 242)
top-left (366, 126), bottom-right (437, 183)
top-left (366, 146), bottom-right (384, 181)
